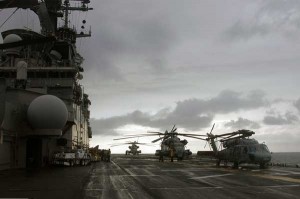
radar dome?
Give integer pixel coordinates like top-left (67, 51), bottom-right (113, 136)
top-left (27, 95), bottom-right (68, 130)
top-left (3, 34), bottom-right (22, 55)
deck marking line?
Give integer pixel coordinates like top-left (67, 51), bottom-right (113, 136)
top-left (119, 174), bottom-right (158, 177)
top-left (85, 188), bottom-right (131, 191)
top-left (190, 173), bottom-right (233, 179)
top-left (124, 168), bottom-right (136, 176)
top-left (149, 187), bottom-right (223, 190)
top-left (161, 168), bottom-right (204, 172)
top-left (85, 188), bottom-right (104, 191)
top-left (149, 184), bottom-right (300, 190)
top-left (111, 160), bottom-right (122, 170)
top-left (271, 169), bottom-right (300, 175)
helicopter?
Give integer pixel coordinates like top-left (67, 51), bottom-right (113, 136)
top-left (114, 125), bottom-right (206, 161)
top-left (111, 141), bottom-right (153, 155)
top-left (150, 125), bottom-right (194, 161)
top-left (201, 124), bottom-right (272, 168)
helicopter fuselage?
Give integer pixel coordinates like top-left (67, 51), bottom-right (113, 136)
top-left (206, 130), bottom-right (272, 169)
top-left (126, 144), bottom-right (141, 155)
top-left (217, 143), bottom-right (271, 168)
top-left (155, 137), bottom-right (192, 160)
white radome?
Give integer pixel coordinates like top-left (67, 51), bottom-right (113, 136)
top-left (3, 34), bottom-right (22, 43)
top-left (27, 95), bottom-right (68, 130)
top-left (3, 34), bottom-right (22, 55)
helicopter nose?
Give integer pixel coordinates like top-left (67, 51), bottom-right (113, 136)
top-left (251, 153), bottom-right (271, 163)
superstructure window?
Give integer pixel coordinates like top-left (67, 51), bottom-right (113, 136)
top-left (49, 72), bottom-right (59, 78)
top-left (0, 72), bottom-right (16, 78)
top-left (36, 72), bottom-right (47, 78)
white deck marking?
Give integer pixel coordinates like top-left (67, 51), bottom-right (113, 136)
top-left (111, 160), bottom-right (122, 169)
top-left (149, 184), bottom-right (300, 190)
top-left (271, 169), bottom-right (300, 175)
top-left (161, 168), bottom-right (204, 172)
top-left (119, 174), bottom-right (158, 177)
top-left (124, 168), bottom-right (136, 176)
top-left (190, 173), bottom-right (233, 179)
top-left (85, 184), bottom-right (300, 191)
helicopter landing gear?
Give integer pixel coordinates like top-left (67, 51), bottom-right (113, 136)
top-left (224, 160), bottom-right (228, 167)
top-left (159, 156), bottom-right (164, 162)
top-left (216, 159), bottom-right (221, 167)
top-left (233, 161), bottom-right (239, 169)
top-left (259, 163), bottom-right (267, 169)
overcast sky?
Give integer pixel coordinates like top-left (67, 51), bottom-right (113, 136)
top-left (1, 0), bottom-right (300, 152)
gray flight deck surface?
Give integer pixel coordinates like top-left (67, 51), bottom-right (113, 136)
top-left (1, 155), bottom-right (300, 199)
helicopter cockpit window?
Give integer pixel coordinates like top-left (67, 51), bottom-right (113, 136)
top-left (248, 146), bottom-right (256, 153)
top-left (261, 145), bottom-right (270, 152)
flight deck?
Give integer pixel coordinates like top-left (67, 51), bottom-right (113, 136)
top-left (84, 155), bottom-right (300, 199)
top-left (0, 155), bottom-right (299, 199)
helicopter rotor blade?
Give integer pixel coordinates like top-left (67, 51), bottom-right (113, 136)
top-left (179, 133), bottom-right (207, 136)
top-left (208, 129), bottom-right (255, 140)
top-left (152, 137), bottom-right (164, 143)
top-left (138, 143), bottom-right (156, 146)
top-left (170, 125), bottom-right (176, 132)
top-left (183, 135), bottom-right (207, 140)
top-left (218, 134), bottom-right (237, 141)
top-left (110, 144), bottom-right (128, 147)
top-left (113, 136), bottom-right (139, 141)
top-left (122, 133), bottom-right (160, 136)
top-left (113, 134), bottom-right (159, 141)
top-left (209, 123), bottom-right (215, 134)
top-left (147, 131), bottom-right (163, 134)
top-left (221, 135), bottom-right (248, 142)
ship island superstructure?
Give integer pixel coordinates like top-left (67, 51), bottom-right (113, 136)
top-left (0, 0), bottom-right (93, 170)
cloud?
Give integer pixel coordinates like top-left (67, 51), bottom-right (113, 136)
top-left (294, 98), bottom-right (300, 112)
top-left (255, 125), bottom-right (300, 152)
top-left (82, 0), bottom-right (179, 80)
top-left (224, 0), bottom-right (300, 40)
top-left (263, 112), bottom-right (298, 125)
top-left (173, 90), bottom-right (267, 115)
top-left (91, 90), bottom-right (268, 135)
top-left (90, 110), bottom-right (151, 136)
top-left (224, 117), bottom-right (261, 129)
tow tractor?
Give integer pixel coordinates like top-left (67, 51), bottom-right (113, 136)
top-left (52, 149), bottom-right (91, 166)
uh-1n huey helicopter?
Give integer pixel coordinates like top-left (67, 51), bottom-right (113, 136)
top-left (199, 124), bottom-right (272, 168)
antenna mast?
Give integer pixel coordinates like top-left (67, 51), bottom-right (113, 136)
top-left (61, 0), bottom-right (93, 37)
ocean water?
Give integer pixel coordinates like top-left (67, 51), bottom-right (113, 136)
top-left (271, 152), bottom-right (300, 165)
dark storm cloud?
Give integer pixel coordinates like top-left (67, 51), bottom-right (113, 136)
top-left (263, 112), bottom-right (298, 125)
top-left (90, 108), bottom-right (213, 136)
top-left (173, 90), bottom-right (267, 115)
top-left (91, 90), bottom-right (268, 135)
top-left (82, 0), bottom-right (178, 79)
top-left (224, 117), bottom-right (261, 129)
top-left (224, 0), bottom-right (300, 40)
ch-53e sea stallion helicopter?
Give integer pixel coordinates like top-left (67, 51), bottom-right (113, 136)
top-left (111, 141), bottom-right (153, 155)
top-left (115, 125), bottom-right (205, 161)
top-left (198, 124), bottom-right (272, 168)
